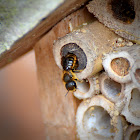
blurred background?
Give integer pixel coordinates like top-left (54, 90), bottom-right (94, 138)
top-left (0, 50), bottom-right (45, 139)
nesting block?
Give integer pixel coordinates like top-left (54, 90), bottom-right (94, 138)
top-left (87, 0), bottom-right (140, 43)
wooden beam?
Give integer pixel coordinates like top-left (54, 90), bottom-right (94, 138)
top-left (34, 7), bottom-right (94, 139)
top-left (0, 0), bottom-right (89, 68)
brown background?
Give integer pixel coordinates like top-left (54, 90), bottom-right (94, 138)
top-left (0, 50), bottom-right (45, 139)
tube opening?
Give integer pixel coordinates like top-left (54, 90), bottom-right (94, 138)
top-left (76, 79), bottom-right (90, 93)
top-left (83, 106), bottom-right (115, 138)
top-left (104, 78), bottom-right (122, 98)
top-left (61, 43), bottom-right (87, 71)
top-left (129, 88), bottom-right (140, 117)
top-left (130, 130), bottom-right (140, 140)
top-left (111, 57), bottom-right (130, 76)
top-left (135, 69), bottom-right (140, 84)
top-left (110, 0), bottom-right (135, 23)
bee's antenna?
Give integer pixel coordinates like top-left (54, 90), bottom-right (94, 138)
top-left (65, 91), bottom-right (69, 97)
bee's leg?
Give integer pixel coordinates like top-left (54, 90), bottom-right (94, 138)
top-left (65, 91), bottom-right (69, 97)
top-left (75, 79), bottom-right (84, 83)
top-left (73, 69), bottom-right (85, 82)
top-left (72, 72), bottom-right (84, 83)
top-left (73, 69), bottom-right (83, 73)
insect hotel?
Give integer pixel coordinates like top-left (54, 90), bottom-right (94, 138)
top-left (0, 0), bottom-right (140, 139)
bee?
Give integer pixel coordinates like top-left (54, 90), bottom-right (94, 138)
top-left (63, 71), bottom-right (77, 96)
top-left (62, 53), bottom-right (80, 96)
top-left (62, 53), bottom-right (78, 72)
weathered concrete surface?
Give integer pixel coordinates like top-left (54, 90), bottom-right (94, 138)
top-left (0, 0), bottom-right (64, 54)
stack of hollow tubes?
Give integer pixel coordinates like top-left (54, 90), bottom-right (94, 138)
top-left (53, 1), bottom-right (140, 139)
top-left (35, 0), bottom-right (140, 139)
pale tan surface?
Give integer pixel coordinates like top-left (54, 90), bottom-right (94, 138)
top-left (34, 28), bottom-right (80, 140)
top-left (0, 51), bottom-right (45, 140)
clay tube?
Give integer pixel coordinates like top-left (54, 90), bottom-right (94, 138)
top-left (53, 21), bottom-right (119, 80)
top-left (76, 95), bottom-right (126, 140)
top-left (99, 72), bottom-right (125, 112)
top-left (121, 83), bottom-right (140, 125)
top-left (102, 45), bottom-right (140, 83)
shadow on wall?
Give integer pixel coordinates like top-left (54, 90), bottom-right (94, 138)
top-left (0, 50), bottom-right (45, 140)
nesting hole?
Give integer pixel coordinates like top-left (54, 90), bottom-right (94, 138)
top-left (104, 78), bottom-right (122, 99)
top-left (76, 79), bottom-right (90, 93)
top-left (130, 130), bottom-right (140, 140)
top-left (129, 88), bottom-right (140, 117)
top-left (61, 43), bottom-right (87, 71)
top-left (110, 0), bottom-right (135, 23)
top-left (135, 69), bottom-right (140, 84)
top-left (83, 106), bottom-right (115, 138)
top-left (111, 57), bottom-right (130, 76)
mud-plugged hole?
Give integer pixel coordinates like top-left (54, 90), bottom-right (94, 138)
top-left (76, 79), bottom-right (90, 93)
top-left (129, 88), bottom-right (140, 117)
top-left (83, 106), bottom-right (115, 138)
top-left (130, 130), bottom-right (140, 140)
top-left (104, 78), bottom-right (121, 98)
top-left (111, 57), bottom-right (130, 76)
top-left (135, 69), bottom-right (140, 84)
top-left (110, 0), bottom-right (135, 23)
top-left (61, 43), bottom-right (87, 71)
